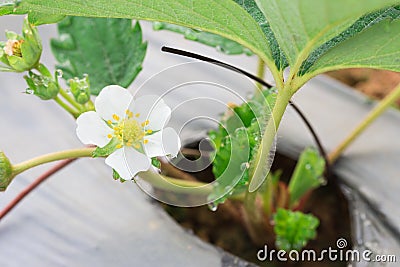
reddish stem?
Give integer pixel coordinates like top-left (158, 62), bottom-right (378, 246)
top-left (0, 158), bottom-right (76, 221)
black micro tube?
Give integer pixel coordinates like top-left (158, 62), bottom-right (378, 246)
top-left (161, 46), bottom-right (330, 177)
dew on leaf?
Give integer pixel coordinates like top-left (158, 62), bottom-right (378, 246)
top-left (56, 69), bottom-right (63, 78)
top-left (208, 202), bottom-right (218, 212)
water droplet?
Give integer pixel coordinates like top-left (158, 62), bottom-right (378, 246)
top-left (56, 69), bottom-right (63, 78)
top-left (223, 136), bottom-right (231, 145)
top-left (250, 118), bottom-right (258, 125)
top-left (240, 162), bottom-right (249, 171)
top-left (305, 164), bottom-right (311, 170)
top-left (235, 127), bottom-right (247, 138)
top-left (26, 88), bottom-right (34, 95)
top-left (208, 202), bottom-right (218, 212)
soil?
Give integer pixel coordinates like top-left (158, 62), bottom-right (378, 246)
top-left (162, 152), bottom-right (352, 267)
top-left (327, 69), bottom-right (400, 107)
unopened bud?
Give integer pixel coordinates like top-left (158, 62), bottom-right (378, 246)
top-left (69, 74), bottom-right (91, 104)
top-left (24, 71), bottom-right (59, 100)
top-left (0, 151), bottom-right (13, 191)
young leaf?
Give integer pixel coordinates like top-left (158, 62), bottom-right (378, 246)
top-left (288, 148), bottom-right (325, 208)
top-left (209, 89), bottom-right (276, 205)
top-left (255, 0), bottom-right (400, 70)
top-left (153, 22), bottom-right (252, 56)
top-left (302, 13), bottom-right (400, 77)
top-left (51, 17), bottom-right (147, 95)
top-left (274, 209), bottom-right (319, 251)
top-left (11, 0), bottom-right (280, 79)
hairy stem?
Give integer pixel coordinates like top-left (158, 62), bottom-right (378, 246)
top-left (256, 57), bottom-right (266, 91)
top-left (138, 171), bottom-right (211, 194)
top-left (54, 96), bottom-right (80, 118)
top-left (10, 147), bottom-right (211, 194)
top-left (329, 82), bottom-right (400, 163)
top-left (12, 147), bottom-right (95, 176)
top-left (59, 88), bottom-right (84, 112)
top-left (248, 86), bottom-right (292, 192)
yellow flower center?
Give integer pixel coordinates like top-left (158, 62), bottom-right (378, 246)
top-left (107, 111), bottom-right (151, 149)
top-left (4, 39), bottom-right (24, 57)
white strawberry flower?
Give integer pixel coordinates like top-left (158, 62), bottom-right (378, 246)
top-left (76, 85), bottom-right (181, 180)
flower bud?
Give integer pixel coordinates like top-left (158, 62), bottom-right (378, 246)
top-left (0, 17), bottom-right (42, 72)
top-left (69, 74), bottom-right (91, 104)
top-left (0, 151), bottom-right (13, 191)
top-left (24, 71), bottom-right (59, 100)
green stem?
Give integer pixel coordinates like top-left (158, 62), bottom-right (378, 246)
top-left (54, 96), bottom-right (80, 118)
top-left (138, 171), bottom-right (212, 195)
top-left (12, 147), bottom-right (95, 176)
top-left (256, 57), bottom-right (266, 91)
top-left (248, 86), bottom-right (292, 192)
top-left (243, 88), bottom-right (291, 229)
top-left (329, 83), bottom-right (400, 163)
top-left (11, 147), bottom-right (213, 195)
top-left (59, 88), bottom-right (84, 112)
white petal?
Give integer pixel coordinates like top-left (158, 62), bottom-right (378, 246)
top-left (95, 85), bottom-right (133, 121)
top-left (131, 95), bottom-right (171, 131)
top-left (105, 147), bottom-right (151, 180)
top-left (144, 127), bottom-right (181, 158)
top-left (76, 111), bottom-right (112, 147)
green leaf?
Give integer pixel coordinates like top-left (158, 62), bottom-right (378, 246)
top-left (209, 89), bottom-right (276, 205)
top-left (151, 157), bottom-right (161, 169)
top-left (113, 169), bottom-right (127, 183)
top-left (303, 11), bottom-right (400, 76)
top-left (28, 11), bottom-right (65, 25)
top-left (233, 0), bottom-right (287, 70)
top-left (51, 17), bottom-right (147, 95)
top-left (255, 0), bottom-right (400, 70)
top-left (92, 138), bottom-right (120, 158)
top-left (112, 169), bottom-right (121, 180)
top-left (153, 22), bottom-right (252, 56)
top-left (288, 148), bottom-right (325, 208)
top-left (0, 1), bottom-right (26, 16)
top-left (11, 0), bottom-right (279, 78)
top-left (299, 6), bottom-right (400, 75)
top-left (274, 208), bottom-right (319, 251)
top-left (0, 5), bottom-right (13, 16)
